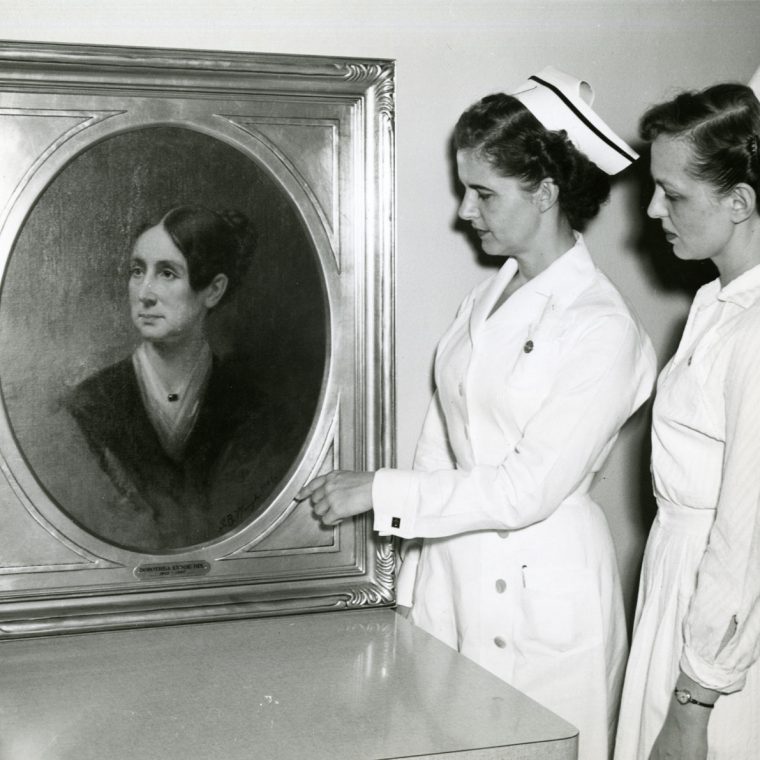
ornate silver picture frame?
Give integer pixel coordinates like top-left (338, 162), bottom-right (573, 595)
top-left (0, 41), bottom-right (396, 636)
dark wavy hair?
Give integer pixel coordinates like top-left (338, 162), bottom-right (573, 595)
top-left (639, 83), bottom-right (760, 197)
top-left (146, 205), bottom-right (258, 304)
top-left (453, 93), bottom-right (610, 231)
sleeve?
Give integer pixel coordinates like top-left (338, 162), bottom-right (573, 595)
top-left (681, 314), bottom-right (760, 692)
top-left (395, 391), bottom-right (457, 606)
top-left (373, 313), bottom-right (656, 538)
top-left (411, 392), bottom-right (457, 472)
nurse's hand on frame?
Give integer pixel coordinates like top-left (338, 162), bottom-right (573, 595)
top-left (297, 471), bottom-right (375, 526)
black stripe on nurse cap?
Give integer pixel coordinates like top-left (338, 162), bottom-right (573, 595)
top-left (511, 66), bottom-right (638, 175)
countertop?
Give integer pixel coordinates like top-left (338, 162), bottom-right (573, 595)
top-left (0, 608), bottom-right (578, 760)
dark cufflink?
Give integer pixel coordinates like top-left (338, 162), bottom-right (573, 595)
top-left (391, 517), bottom-right (401, 528)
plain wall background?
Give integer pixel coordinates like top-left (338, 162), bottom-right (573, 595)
top-left (4, 0), bottom-right (760, 624)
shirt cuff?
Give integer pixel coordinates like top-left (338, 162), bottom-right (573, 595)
top-left (680, 648), bottom-right (747, 694)
top-left (372, 468), bottom-right (418, 538)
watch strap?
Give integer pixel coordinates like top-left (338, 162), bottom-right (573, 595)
top-left (674, 688), bottom-right (715, 709)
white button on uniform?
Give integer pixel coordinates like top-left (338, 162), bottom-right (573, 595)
top-left (494, 636), bottom-right (507, 648)
top-left (497, 530), bottom-right (509, 539)
top-left (495, 579), bottom-right (506, 593)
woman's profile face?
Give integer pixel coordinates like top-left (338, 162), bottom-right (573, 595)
top-left (128, 223), bottom-right (223, 346)
top-left (456, 148), bottom-right (540, 258)
top-left (647, 135), bottom-right (734, 264)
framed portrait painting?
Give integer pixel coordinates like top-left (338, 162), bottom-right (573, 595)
top-left (0, 41), bottom-right (396, 636)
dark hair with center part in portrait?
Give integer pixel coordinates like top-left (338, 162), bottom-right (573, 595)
top-left (0, 126), bottom-right (326, 552)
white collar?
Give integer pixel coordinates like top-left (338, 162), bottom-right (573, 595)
top-left (712, 262), bottom-right (760, 307)
top-left (474, 232), bottom-right (597, 326)
top-left (132, 342), bottom-right (212, 460)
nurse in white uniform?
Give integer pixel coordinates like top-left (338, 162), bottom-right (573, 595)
top-left (614, 77), bottom-right (760, 760)
top-left (300, 68), bottom-right (656, 760)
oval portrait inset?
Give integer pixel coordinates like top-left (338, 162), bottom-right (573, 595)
top-left (0, 126), bottom-right (327, 553)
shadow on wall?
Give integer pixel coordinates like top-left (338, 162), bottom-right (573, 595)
top-left (627, 142), bottom-right (717, 517)
top-left (620, 142), bottom-right (718, 627)
top-left (628, 142), bottom-right (718, 304)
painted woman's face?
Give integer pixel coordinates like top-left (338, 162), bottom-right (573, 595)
top-left (647, 135), bottom-right (734, 264)
top-left (129, 224), bottom-right (223, 346)
top-left (456, 148), bottom-right (540, 258)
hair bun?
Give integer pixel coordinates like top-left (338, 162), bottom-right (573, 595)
top-left (159, 205), bottom-right (258, 302)
top-left (218, 209), bottom-right (250, 233)
top-left (218, 209), bottom-right (258, 286)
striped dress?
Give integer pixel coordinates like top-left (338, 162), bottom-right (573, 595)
top-left (615, 267), bottom-right (760, 759)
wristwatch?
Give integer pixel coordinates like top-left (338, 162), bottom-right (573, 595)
top-left (674, 688), bottom-right (715, 709)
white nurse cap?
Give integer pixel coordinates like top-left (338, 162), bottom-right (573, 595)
top-left (511, 66), bottom-right (638, 175)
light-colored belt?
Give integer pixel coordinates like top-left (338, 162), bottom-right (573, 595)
top-left (655, 497), bottom-right (716, 535)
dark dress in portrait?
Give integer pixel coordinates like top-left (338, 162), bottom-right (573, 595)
top-left (63, 356), bottom-right (308, 551)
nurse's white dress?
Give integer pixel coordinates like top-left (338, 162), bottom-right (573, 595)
top-left (615, 266), bottom-right (760, 760)
top-left (373, 235), bottom-right (656, 760)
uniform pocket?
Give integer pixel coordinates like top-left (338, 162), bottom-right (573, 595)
top-left (518, 565), bottom-right (603, 653)
top-left (501, 338), bottom-right (562, 430)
